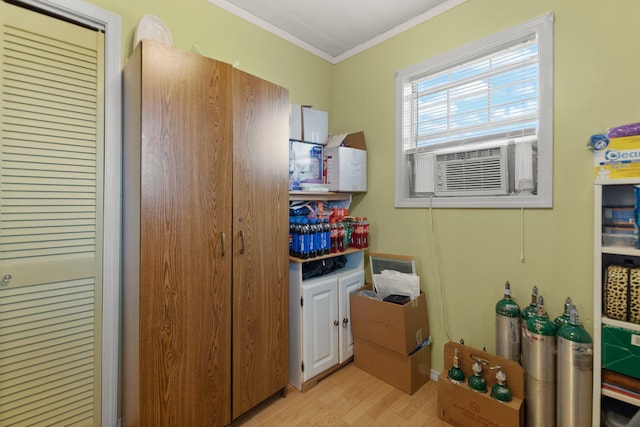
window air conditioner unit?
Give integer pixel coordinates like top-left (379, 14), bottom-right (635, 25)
top-left (433, 141), bottom-right (509, 197)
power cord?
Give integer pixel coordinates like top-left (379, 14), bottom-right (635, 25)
top-left (428, 196), bottom-right (454, 342)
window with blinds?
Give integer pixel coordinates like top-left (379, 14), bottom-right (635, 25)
top-left (395, 14), bottom-right (554, 208)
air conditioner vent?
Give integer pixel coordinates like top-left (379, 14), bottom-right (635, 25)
top-left (434, 144), bottom-right (509, 196)
top-left (436, 147), bottom-right (503, 162)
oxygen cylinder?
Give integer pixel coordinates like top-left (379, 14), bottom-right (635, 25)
top-left (447, 347), bottom-right (465, 384)
top-left (557, 306), bottom-right (593, 427)
top-left (496, 281), bottom-right (521, 362)
top-left (554, 296), bottom-right (573, 330)
top-left (491, 369), bottom-right (512, 403)
top-left (525, 296), bottom-right (556, 427)
top-left (521, 285), bottom-right (539, 369)
top-left (468, 360), bottom-right (487, 393)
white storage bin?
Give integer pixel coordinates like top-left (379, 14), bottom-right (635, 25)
top-left (603, 232), bottom-right (637, 247)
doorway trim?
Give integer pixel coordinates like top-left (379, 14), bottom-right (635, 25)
top-left (11, 1), bottom-right (122, 425)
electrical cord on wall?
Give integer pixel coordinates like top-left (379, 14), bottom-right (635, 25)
top-left (520, 190), bottom-right (527, 263)
top-left (520, 206), bottom-right (525, 262)
top-left (427, 196), bottom-right (454, 343)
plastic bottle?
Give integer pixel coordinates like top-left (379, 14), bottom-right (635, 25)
top-left (362, 217), bottom-right (369, 248)
top-left (289, 217), bottom-right (295, 256)
top-left (299, 218), bottom-right (309, 259)
top-left (351, 217), bottom-right (362, 249)
top-left (309, 218), bottom-right (322, 258)
top-left (308, 218), bottom-right (317, 258)
top-left (323, 218), bottom-right (331, 255)
top-left (314, 218), bottom-right (323, 258)
top-left (312, 218), bottom-right (320, 258)
top-left (330, 218), bottom-right (338, 253)
top-left (292, 217), bottom-right (300, 258)
top-left (337, 218), bottom-right (345, 252)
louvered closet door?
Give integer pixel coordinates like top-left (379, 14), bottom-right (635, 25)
top-left (0, 2), bottom-right (104, 426)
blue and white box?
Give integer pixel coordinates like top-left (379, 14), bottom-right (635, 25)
top-left (289, 141), bottom-right (323, 190)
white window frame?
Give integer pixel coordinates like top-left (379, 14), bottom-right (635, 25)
top-left (394, 13), bottom-right (554, 208)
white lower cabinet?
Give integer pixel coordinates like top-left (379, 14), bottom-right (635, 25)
top-left (289, 250), bottom-right (365, 391)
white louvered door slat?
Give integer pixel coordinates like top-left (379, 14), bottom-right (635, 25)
top-left (0, 2), bottom-right (103, 426)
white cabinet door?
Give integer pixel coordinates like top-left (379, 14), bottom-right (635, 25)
top-left (302, 276), bottom-right (339, 381)
top-left (338, 269), bottom-right (365, 362)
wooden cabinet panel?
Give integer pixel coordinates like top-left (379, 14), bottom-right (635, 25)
top-left (123, 41), bottom-right (233, 426)
top-left (231, 69), bottom-right (289, 418)
top-left (123, 41), bottom-right (289, 427)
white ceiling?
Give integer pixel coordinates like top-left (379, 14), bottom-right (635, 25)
top-left (207, 0), bottom-right (466, 64)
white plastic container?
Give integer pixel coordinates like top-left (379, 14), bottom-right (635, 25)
top-left (602, 233), bottom-right (637, 247)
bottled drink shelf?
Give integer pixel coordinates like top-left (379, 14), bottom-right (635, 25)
top-left (289, 247), bottom-right (365, 264)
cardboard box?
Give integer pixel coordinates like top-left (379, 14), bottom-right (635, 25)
top-left (437, 342), bottom-right (524, 427)
top-left (602, 324), bottom-right (640, 379)
top-left (354, 336), bottom-right (430, 395)
top-left (594, 135), bottom-right (640, 180)
top-left (323, 131), bottom-right (367, 192)
top-left (289, 104), bottom-right (328, 144)
top-left (350, 287), bottom-right (429, 355)
top-left (289, 141), bottom-right (323, 190)
top-left (324, 147), bottom-right (367, 192)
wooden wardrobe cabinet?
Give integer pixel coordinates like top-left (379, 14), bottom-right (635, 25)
top-left (122, 40), bottom-right (289, 427)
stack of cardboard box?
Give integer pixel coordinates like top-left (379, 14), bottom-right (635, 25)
top-left (289, 104), bottom-right (367, 192)
top-left (349, 285), bottom-right (431, 395)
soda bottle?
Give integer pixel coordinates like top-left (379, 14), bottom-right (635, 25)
top-left (323, 218), bottom-right (331, 255)
top-left (330, 218), bottom-right (338, 253)
top-left (349, 217), bottom-right (357, 248)
top-left (308, 218), bottom-right (316, 258)
top-left (313, 218), bottom-right (321, 258)
top-left (289, 216), bottom-right (295, 256)
top-left (354, 217), bottom-right (363, 249)
top-left (312, 217), bottom-right (319, 257)
top-left (362, 217), bottom-right (369, 248)
top-left (299, 218), bottom-right (309, 259)
top-left (337, 218), bottom-right (345, 252)
top-left (291, 217), bottom-right (300, 258)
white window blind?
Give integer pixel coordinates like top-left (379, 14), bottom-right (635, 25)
top-left (395, 14), bottom-right (553, 208)
top-left (409, 36), bottom-right (538, 149)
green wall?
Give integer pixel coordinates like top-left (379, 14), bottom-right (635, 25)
top-left (334, 0), bottom-right (640, 371)
top-left (86, 0), bottom-right (334, 109)
top-left (88, 0), bottom-right (640, 373)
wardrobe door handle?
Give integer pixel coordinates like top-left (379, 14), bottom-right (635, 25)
top-left (239, 230), bottom-right (245, 254)
top-left (221, 232), bottom-right (226, 257)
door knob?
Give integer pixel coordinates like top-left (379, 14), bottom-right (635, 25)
top-left (1, 274), bottom-right (12, 285)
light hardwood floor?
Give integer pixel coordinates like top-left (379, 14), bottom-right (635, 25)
top-left (231, 363), bottom-right (451, 426)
